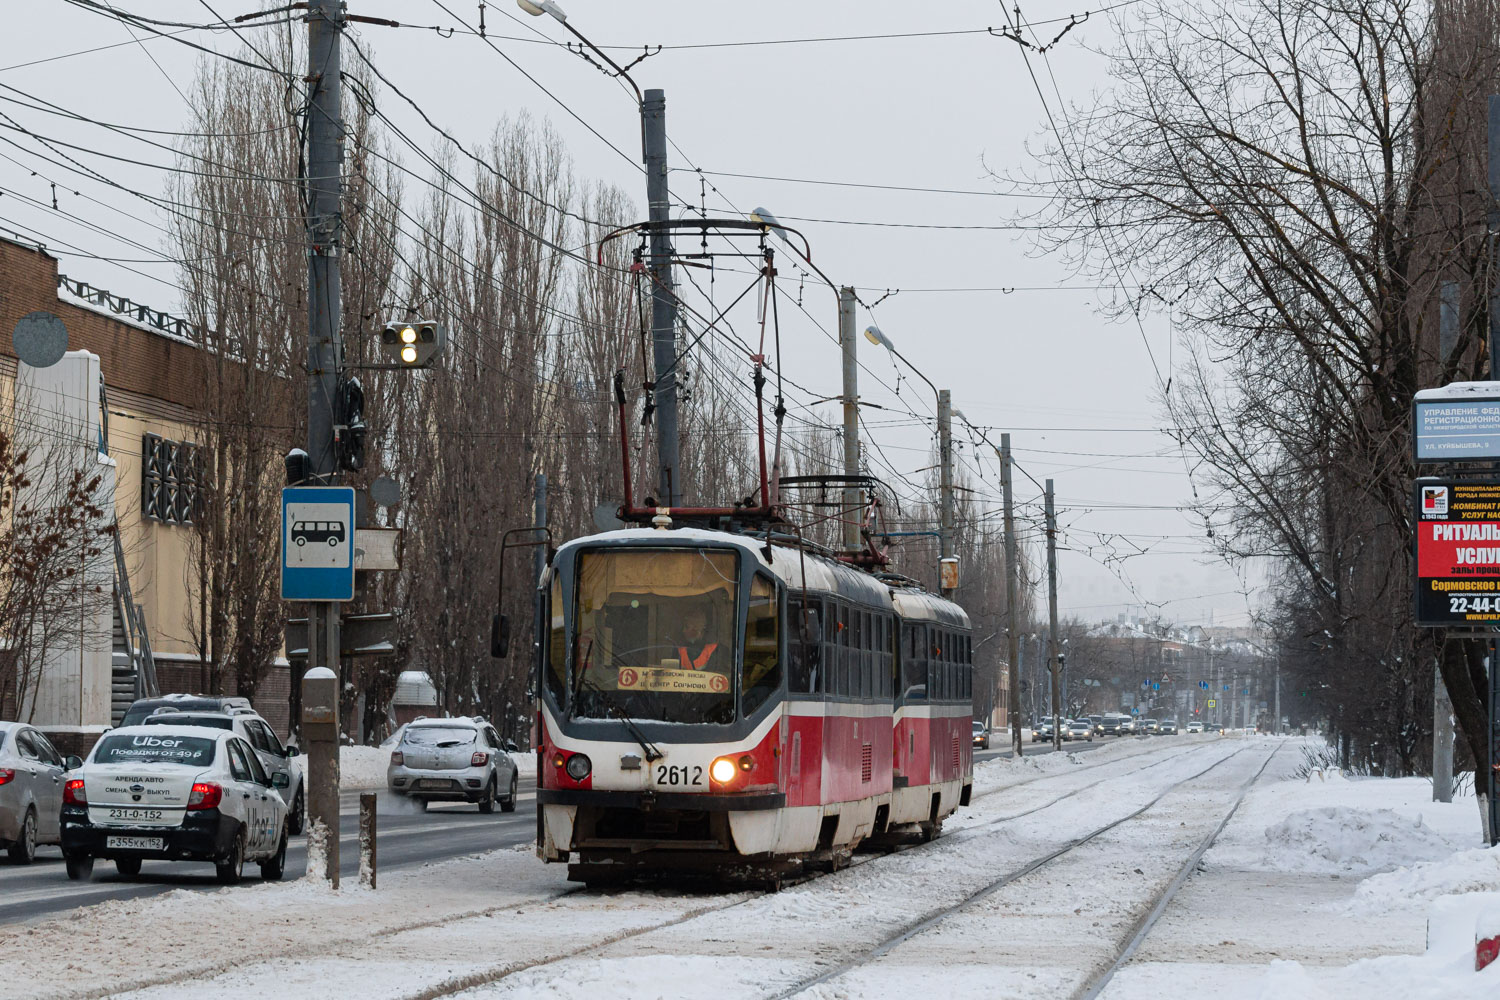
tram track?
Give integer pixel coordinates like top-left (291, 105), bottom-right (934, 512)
top-left (394, 739), bottom-right (1255, 1000)
top-left (762, 740), bottom-right (1273, 1000)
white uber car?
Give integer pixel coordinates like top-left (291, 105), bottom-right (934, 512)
top-left (61, 725), bottom-right (288, 883)
top-left (143, 709), bottom-right (305, 834)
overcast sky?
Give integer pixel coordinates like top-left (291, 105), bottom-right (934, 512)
top-left (1, 1), bottom-right (1261, 629)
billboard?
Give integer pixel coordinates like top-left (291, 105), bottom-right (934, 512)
top-left (1414, 478), bottom-right (1500, 626)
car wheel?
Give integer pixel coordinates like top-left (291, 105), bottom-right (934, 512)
top-left (259, 829), bottom-right (287, 881)
top-left (115, 856), bottom-right (142, 878)
top-left (65, 854), bottom-right (94, 881)
top-left (7, 808), bottom-right (36, 865)
top-left (501, 772), bottom-right (518, 813)
top-left (288, 786), bottom-right (306, 835)
top-left (216, 831), bottom-right (245, 885)
top-left (478, 777), bottom-right (496, 814)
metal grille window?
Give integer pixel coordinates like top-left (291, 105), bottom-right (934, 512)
top-left (142, 433), bottom-right (201, 524)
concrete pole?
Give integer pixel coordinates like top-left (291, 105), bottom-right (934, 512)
top-left (1046, 479), bottom-right (1062, 751)
top-left (642, 90), bottom-right (680, 507)
top-left (301, 668), bottom-right (340, 885)
top-left (1001, 434), bottom-right (1022, 756)
top-left (938, 390), bottom-right (955, 596)
top-left (839, 288), bottom-right (861, 551)
top-left (1435, 662), bottom-right (1455, 803)
top-left (302, 0), bottom-right (343, 828)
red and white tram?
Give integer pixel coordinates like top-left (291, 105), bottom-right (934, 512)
top-left (522, 524), bottom-right (973, 884)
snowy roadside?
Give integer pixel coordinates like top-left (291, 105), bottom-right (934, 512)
top-left (1104, 760), bottom-right (1500, 999)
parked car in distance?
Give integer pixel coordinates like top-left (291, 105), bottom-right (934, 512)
top-left (1158, 719), bottom-right (1179, 735)
top-left (143, 710), bottom-right (304, 834)
top-left (388, 717), bottom-right (520, 813)
top-left (1067, 719), bottom-right (1095, 742)
top-left (1, 723), bottom-right (82, 864)
top-left (972, 721), bottom-right (991, 750)
top-left (61, 724), bottom-right (289, 883)
top-left (1143, 719), bottom-right (1160, 735)
top-left (1186, 721), bottom-right (1204, 734)
top-left (118, 694), bottom-right (253, 730)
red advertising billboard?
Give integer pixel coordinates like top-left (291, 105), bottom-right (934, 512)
top-left (1414, 478), bottom-right (1500, 625)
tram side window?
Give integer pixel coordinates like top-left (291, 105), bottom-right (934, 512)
top-left (857, 611), bottom-right (871, 699)
top-left (962, 634), bottom-right (973, 699)
top-left (743, 574), bottom-right (782, 716)
top-left (788, 598), bottom-right (822, 694)
top-left (545, 576), bottom-right (567, 706)
top-left (902, 623), bottom-right (926, 700)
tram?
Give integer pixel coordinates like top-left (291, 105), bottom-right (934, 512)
top-left (490, 214), bottom-right (973, 885)
top-left (506, 523), bottom-right (972, 885)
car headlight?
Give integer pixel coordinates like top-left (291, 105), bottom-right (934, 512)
top-left (564, 753), bottom-right (592, 780)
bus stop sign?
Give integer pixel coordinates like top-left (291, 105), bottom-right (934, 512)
top-left (282, 486), bottom-right (356, 601)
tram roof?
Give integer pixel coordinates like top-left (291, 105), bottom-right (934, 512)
top-left (557, 527), bottom-right (963, 621)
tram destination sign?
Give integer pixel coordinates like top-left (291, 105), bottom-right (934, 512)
top-left (1413, 478), bottom-right (1500, 626)
top-left (1414, 383), bottom-right (1500, 461)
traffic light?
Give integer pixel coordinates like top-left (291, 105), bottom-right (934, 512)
top-left (338, 376), bottom-right (366, 472)
top-left (380, 320), bottom-right (445, 368)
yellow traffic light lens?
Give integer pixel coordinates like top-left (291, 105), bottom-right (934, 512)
top-left (400, 345), bottom-right (418, 363)
top-left (400, 326), bottom-right (418, 344)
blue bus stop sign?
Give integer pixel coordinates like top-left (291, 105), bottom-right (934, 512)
top-left (281, 486), bottom-right (356, 601)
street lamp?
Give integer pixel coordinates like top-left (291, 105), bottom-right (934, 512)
top-left (515, 0), bottom-right (643, 105)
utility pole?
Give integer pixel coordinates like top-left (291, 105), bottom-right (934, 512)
top-left (1488, 94), bottom-right (1500, 844)
top-left (938, 389), bottom-right (955, 597)
top-left (642, 89), bottom-right (680, 507)
top-left (533, 473), bottom-right (548, 583)
top-left (1045, 479), bottom-right (1061, 751)
top-left (1001, 434), bottom-right (1022, 756)
top-left (302, 0), bottom-right (344, 883)
top-left (1274, 656), bottom-right (1282, 736)
top-left (839, 287), bottom-right (861, 551)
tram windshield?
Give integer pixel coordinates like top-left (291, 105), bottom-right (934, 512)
top-left (571, 547), bottom-right (738, 724)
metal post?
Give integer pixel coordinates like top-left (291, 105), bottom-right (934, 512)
top-left (1435, 663), bottom-right (1454, 803)
top-left (938, 390), bottom-right (955, 597)
top-left (533, 474), bottom-right (548, 584)
top-left (839, 287), bottom-right (861, 551)
top-left (1274, 656), bottom-right (1282, 736)
top-left (1489, 94), bottom-right (1500, 844)
top-left (303, 0), bottom-right (344, 849)
top-left (1001, 434), bottom-right (1022, 756)
top-left (358, 792), bottom-right (377, 889)
top-left (642, 89), bottom-right (680, 507)
top-left (1045, 479), bottom-right (1061, 751)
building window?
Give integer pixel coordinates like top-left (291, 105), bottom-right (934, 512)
top-left (143, 433), bottom-right (201, 524)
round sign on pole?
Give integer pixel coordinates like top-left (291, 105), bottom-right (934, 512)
top-left (12, 311), bottom-right (68, 368)
top-left (369, 476), bottom-right (401, 508)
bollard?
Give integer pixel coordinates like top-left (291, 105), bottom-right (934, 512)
top-left (359, 792), bottom-right (377, 889)
top-left (301, 667), bottom-right (340, 887)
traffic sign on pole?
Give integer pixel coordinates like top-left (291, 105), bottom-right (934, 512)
top-left (282, 486), bottom-right (356, 601)
top-left (1208, 699), bottom-right (1217, 708)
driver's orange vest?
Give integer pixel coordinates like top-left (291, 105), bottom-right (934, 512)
top-left (678, 643), bottom-right (718, 669)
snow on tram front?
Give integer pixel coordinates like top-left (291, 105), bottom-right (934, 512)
top-left (523, 524), bottom-right (974, 886)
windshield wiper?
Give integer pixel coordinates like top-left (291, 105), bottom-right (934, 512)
top-left (575, 670), bottom-right (663, 763)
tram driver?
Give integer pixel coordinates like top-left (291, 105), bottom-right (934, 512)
top-left (675, 606), bottom-right (727, 671)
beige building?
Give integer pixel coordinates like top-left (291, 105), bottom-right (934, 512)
top-left (2, 235), bottom-right (290, 747)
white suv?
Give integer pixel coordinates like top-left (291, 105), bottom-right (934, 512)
top-left (388, 717), bottom-right (519, 813)
top-left (143, 709), bottom-right (305, 834)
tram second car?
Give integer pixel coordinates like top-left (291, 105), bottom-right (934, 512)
top-left (522, 526), bottom-right (973, 881)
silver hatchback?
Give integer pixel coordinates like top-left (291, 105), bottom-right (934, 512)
top-left (387, 718), bottom-right (519, 813)
top-left (0, 723), bottom-right (82, 863)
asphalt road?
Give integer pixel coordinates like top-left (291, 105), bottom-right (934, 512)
top-left (0, 777), bottom-right (538, 926)
top-left (0, 735), bottom-right (1151, 925)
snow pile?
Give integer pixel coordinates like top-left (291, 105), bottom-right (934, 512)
top-left (338, 745), bottom-right (392, 789)
top-left (1257, 806), bottom-right (1459, 875)
top-left (1351, 846), bottom-right (1500, 913)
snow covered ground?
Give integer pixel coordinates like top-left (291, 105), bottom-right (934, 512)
top-left (4, 736), bottom-right (1495, 1000)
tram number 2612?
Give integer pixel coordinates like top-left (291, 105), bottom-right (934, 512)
top-left (655, 764), bottom-right (703, 787)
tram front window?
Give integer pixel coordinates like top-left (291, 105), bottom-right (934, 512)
top-left (573, 548), bottom-right (738, 724)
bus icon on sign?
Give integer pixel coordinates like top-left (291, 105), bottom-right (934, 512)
top-left (291, 520), bottom-right (346, 548)
top-left (1422, 486), bottom-right (1448, 515)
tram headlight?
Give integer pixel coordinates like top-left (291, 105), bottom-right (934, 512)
top-left (565, 752), bottom-right (592, 781)
top-left (710, 757), bottom-right (737, 784)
